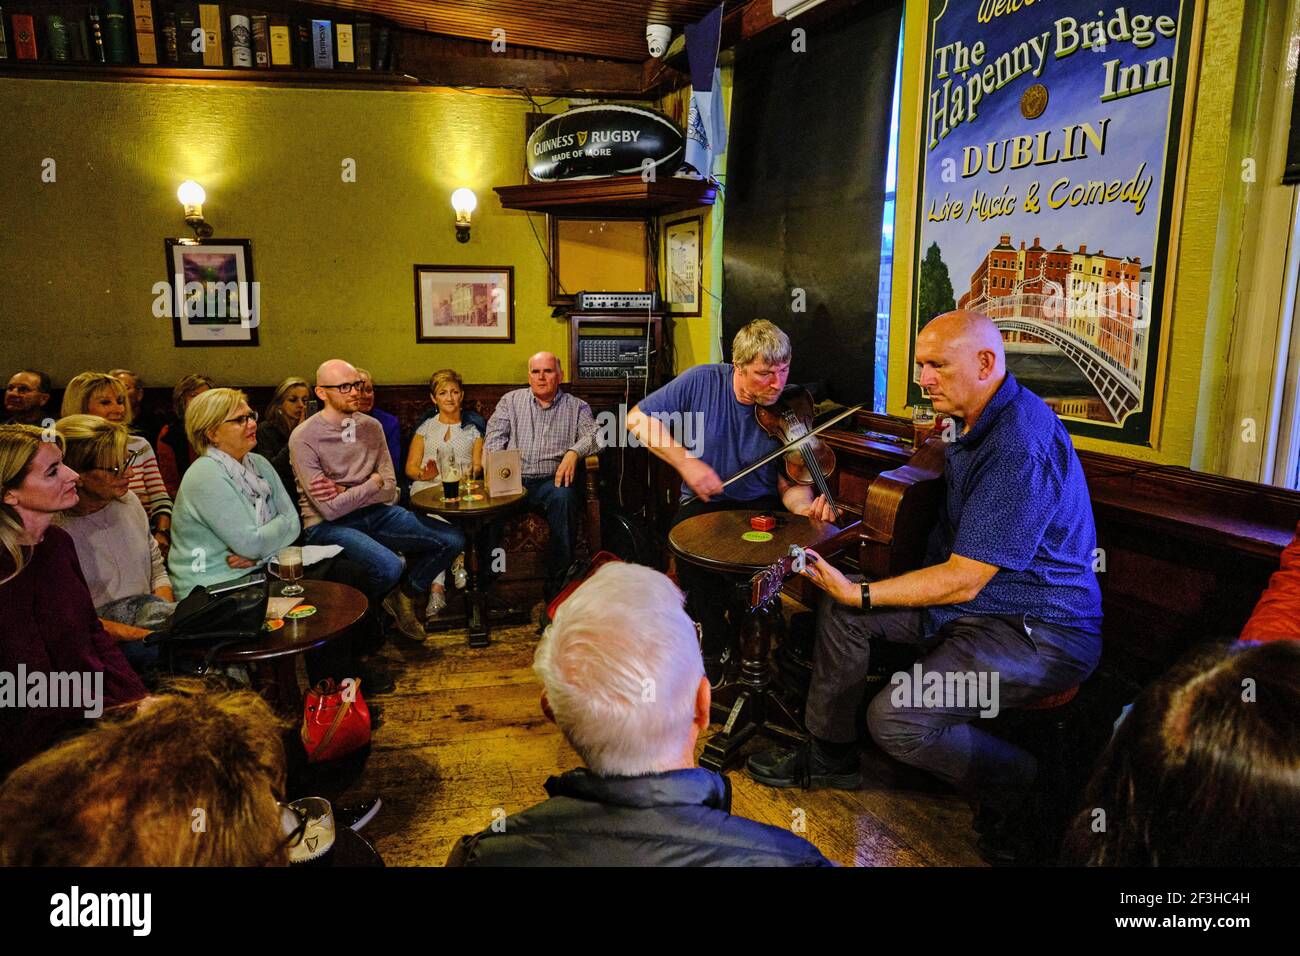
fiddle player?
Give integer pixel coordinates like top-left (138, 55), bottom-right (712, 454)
top-left (625, 319), bottom-right (835, 687)
top-left (745, 310), bottom-right (1103, 864)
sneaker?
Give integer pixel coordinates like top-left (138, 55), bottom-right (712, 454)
top-left (426, 587), bottom-right (447, 619)
top-left (745, 740), bottom-right (863, 790)
top-left (335, 797), bottom-right (382, 833)
top-left (452, 554), bottom-right (468, 590)
top-left (382, 588), bottom-right (426, 642)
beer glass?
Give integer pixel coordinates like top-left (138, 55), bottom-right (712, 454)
top-left (911, 403), bottom-right (937, 447)
top-left (436, 444), bottom-right (461, 502)
top-left (285, 797), bottom-right (335, 867)
top-left (269, 545), bottom-right (305, 597)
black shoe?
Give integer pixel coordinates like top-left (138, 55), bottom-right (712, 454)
top-left (745, 740), bottom-right (862, 790)
top-left (358, 661), bottom-right (396, 695)
top-left (703, 648), bottom-right (734, 690)
top-left (335, 797), bottom-right (382, 832)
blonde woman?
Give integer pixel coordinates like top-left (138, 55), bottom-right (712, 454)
top-left (54, 415), bottom-right (173, 672)
top-left (405, 369), bottom-right (483, 615)
top-left (62, 371), bottom-right (173, 556)
top-left (0, 424), bottom-right (148, 776)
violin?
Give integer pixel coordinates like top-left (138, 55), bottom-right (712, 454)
top-left (753, 385), bottom-right (841, 521)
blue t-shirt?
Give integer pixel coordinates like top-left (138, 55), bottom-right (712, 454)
top-left (636, 363), bottom-right (781, 502)
top-left (923, 372), bottom-right (1103, 637)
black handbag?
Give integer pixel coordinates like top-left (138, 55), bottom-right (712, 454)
top-left (146, 571), bottom-right (270, 673)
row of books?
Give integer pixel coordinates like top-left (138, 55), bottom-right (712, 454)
top-left (0, 2), bottom-right (395, 70)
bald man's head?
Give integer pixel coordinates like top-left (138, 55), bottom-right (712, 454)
top-left (914, 310), bottom-right (1007, 427)
top-left (528, 351), bottom-right (562, 403)
top-left (314, 359), bottom-right (361, 416)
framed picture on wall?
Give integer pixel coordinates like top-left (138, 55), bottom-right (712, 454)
top-left (163, 239), bottom-right (259, 347)
top-left (664, 215), bottom-right (703, 316)
top-left (414, 265), bottom-right (514, 343)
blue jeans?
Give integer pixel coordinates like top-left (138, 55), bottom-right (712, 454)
top-left (485, 475), bottom-right (581, 591)
top-left (304, 503), bottom-right (465, 596)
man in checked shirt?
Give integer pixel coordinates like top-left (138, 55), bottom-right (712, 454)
top-left (484, 351), bottom-right (601, 601)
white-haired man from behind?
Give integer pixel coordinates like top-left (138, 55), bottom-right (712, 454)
top-left (445, 562), bottom-right (832, 866)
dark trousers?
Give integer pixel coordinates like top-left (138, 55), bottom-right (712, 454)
top-left (487, 476), bottom-right (581, 595)
top-left (805, 578), bottom-right (1101, 811)
top-left (671, 496), bottom-right (783, 657)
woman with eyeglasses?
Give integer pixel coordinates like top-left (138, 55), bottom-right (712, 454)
top-left (0, 423), bottom-right (148, 778)
top-left (61, 371), bottom-right (174, 558)
top-left (167, 388), bottom-right (300, 598)
top-left (54, 415), bottom-right (173, 675)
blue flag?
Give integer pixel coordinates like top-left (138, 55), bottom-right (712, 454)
top-left (683, 4), bottom-right (726, 178)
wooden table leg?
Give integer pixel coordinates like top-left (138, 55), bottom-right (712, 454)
top-left (700, 585), bottom-right (803, 771)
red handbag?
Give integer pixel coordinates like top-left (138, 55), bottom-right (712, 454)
top-left (301, 678), bottom-right (371, 763)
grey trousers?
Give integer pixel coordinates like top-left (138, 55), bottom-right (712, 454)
top-left (805, 577), bottom-right (1101, 809)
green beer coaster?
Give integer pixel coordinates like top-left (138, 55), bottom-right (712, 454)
top-left (285, 604), bottom-right (318, 619)
top-left (742, 531), bottom-right (774, 543)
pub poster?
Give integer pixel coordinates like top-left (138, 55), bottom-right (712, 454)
top-left (910, 0), bottom-right (1198, 445)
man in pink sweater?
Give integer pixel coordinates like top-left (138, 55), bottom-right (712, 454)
top-left (291, 359), bottom-right (464, 640)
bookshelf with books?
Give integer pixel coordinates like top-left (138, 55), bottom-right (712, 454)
top-left (0, 0), bottom-right (405, 83)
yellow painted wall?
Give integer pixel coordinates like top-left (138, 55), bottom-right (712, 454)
top-left (887, 0), bottom-right (1245, 465)
top-left (0, 79), bottom-right (568, 387)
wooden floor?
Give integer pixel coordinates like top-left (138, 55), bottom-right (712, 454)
top-left (330, 602), bottom-right (986, 867)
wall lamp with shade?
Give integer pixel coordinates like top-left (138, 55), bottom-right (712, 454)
top-left (451, 187), bottom-right (477, 243)
top-left (177, 180), bottom-right (213, 242)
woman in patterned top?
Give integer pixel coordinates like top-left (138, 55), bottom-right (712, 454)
top-left (61, 372), bottom-right (174, 558)
top-left (406, 368), bottom-right (483, 616)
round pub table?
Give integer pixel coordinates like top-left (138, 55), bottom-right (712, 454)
top-left (669, 509), bottom-right (846, 772)
top-left (208, 579), bottom-right (368, 716)
top-left (410, 482), bottom-right (529, 648)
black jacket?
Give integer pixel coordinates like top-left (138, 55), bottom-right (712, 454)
top-left (446, 767), bottom-right (832, 867)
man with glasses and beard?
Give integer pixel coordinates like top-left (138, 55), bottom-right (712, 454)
top-left (290, 359), bottom-right (464, 641)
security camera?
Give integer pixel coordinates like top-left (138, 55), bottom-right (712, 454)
top-left (646, 24), bottom-right (672, 58)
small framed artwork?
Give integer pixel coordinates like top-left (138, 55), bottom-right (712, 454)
top-left (415, 265), bottom-right (515, 343)
top-left (163, 239), bottom-right (259, 347)
top-left (664, 215), bottom-right (703, 316)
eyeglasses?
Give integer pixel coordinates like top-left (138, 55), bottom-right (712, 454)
top-left (357, 384), bottom-right (374, 394)
top-left (224, 410), bottom-right (259, 427)
top-left (265, 801), bottom-right (308, 866)
top-left (6, 384), bottom-right (38, 394)
top-left (318, 381), bottom-right (365, 395)
top-left (96, 450), bottom-right (139, 477)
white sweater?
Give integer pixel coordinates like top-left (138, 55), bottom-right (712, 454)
top-left (56, 491), bottom-right (171, 608)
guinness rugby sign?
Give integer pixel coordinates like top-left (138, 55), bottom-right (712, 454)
top-left (527, 105), bottom-right (685, 182)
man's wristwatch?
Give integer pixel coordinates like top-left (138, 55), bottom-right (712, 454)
top-left (860, 582), bottom-right (872, 610)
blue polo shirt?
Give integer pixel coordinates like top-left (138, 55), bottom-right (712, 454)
top-left (923, 372), bottom-right (1103, 637)
top-left (636, 363), bottom-right (781, 502)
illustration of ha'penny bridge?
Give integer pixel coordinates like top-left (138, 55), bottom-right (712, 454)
top-left (964, 287), bottom-right (1145, 424)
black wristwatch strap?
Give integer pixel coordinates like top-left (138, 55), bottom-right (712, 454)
top-left (860, 582), bottom-right (871, 610)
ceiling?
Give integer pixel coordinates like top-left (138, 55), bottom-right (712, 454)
top-left (314, 0), bottom-right (730, 62)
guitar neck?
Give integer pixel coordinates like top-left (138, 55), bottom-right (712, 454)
top-left (748, 518), bottom-right (863, 608)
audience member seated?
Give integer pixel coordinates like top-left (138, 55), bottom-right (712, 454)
top-left (0, 424), bottom-right (148, 779)
top-left (110, 367), bottom-right (167, 448)
top-left (157, 372), bottom-right (214, 496)
top-left (1064, 641), bottom-right (1300, 866)
top-left (354, 368), bottom-right (402, 477)
top-left (257, 376), bottom-right (311, 497)
top-left (445, 562), bottom-right (831, 866)
top-left (1238, 518), bottom-right (1300, 644)
top-left (61, 371), bottom-right (173, 558)
top-left (406, 368), bottom-right (481, 617)
top-left (4, 369), bottom-right (51, 426)
top-left (0, 680), bottom-right (290, 865)
top-left (168, 388), bottom-right (392, 692)
top-left (54, 415), bottom-right (172, 675)
top-left (291, 360), bottom-right (463, 642)
top-left (484, 351), bottom-right (601, 601)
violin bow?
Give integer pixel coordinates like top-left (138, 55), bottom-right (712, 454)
top-left (679, 403), bottom-right (865, 508)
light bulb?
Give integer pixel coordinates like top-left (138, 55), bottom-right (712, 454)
top-left (177, 180), bottom-right (206, 207)
top-left (451, 188), bottom-right (477, 216)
